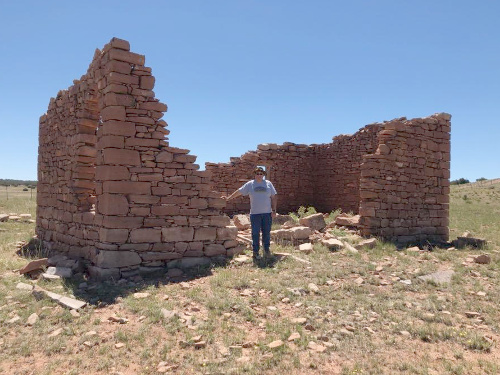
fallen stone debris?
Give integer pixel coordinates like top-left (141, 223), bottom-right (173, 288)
top-left (32, 286), bottom-right (87, 310)
top-left (0, 213), bottom-right (34, 223)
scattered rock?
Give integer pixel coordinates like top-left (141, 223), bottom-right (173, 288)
top-left (48, 328), bottom-right (63, 338)
top-left (299, 213), bottom-right (326, 231)
top-left (0, 214), bottom-right (9, 222)
top-left (108, 316), bottom-right (129, 324)
top-left (115, 343), bottom-right (125, 349)
top-left (45, 266), bottom-right (73, 278)
top-left (273, 214), bottom-right (293, 225)
top-left (406, 246), bottom-right (421, 252)
top-left (7, 316), bottom-right (21, 324)
top-left (320, 238), bottom-right (344, 251)
top-left (418, 269), bottom-right (454, 284)
top-left (161, 309), bottom-right (178, 320)
top-left (308, 283), bottom-right (320, 294)
top-left (288, 332), bottom-right (301, 341)
top-left (355, 238), bottom-right (377, 250)
top-left (267, 340), bottom-right (284, 349)
top-left (32, 286), bottom-right (87, 310)
top-left (19, 258), bottom-right (49, 275)
top-left (308, 341), bottom-right (326, 352)
top-left (474, 254), bottom-right (491, 264)
top-left (453, 236), bottom-right (487, 249)
top-left (334, 214), bottom-right (360, 227)
top-left (464, 311), bottom-right (481, 318)
top-left (41, 273), bottom-right (61, 281)
top-left (291, 317), bottom-right (307, 325)
top-left (298, 243), bottom-right (314, 254)
top-left (26, 313), bottom-right (38, 326)
top-left (70, 309), bottom-right (80, 318)
top-left (157, 362), bottom-right (179, 373)
top-left (133, 292), bottom-right (150, 299)
top-left (194, 341), bottom-right (207, 349)
top-left (271, 226), bottom-right (313, 241)
top-left (342, 242), bottom-right (359, 254)
top-left (233, 214), bottom-right (251, 230)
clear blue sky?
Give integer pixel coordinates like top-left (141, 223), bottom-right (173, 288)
top-left (0, 0), bottom-right (498, 181)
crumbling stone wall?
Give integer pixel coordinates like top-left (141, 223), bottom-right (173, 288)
top-left (358, 114), bottom-right (451, 244)
top-left (206, 143), bottom-right (316, 214)
top-left (312, 124), bottom-right (382, 213)
top-left (208, 114), bottom-right (451, 245)
top-left (37, 38), bottom-right (239, 279)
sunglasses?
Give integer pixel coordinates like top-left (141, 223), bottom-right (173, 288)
top-left (255, 172), bottom-right (265, 175)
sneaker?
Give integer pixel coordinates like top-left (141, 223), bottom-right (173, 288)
top-left (252, 254), bottom-right (261, 262)
top-left (263, 250), bottom-right (272, 258)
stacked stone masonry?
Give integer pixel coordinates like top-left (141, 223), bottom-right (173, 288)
top-left (37, 38), bottom-right (240, 279)
top-left (207, 114), bottom-right (451, 245)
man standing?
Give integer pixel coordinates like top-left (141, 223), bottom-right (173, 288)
top-left (223, 167), bottom-right (277, 261)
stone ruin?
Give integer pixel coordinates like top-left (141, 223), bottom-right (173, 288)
top-left (208, 114), bottom-right (451, 245)
top-left (37, 38), bottom-right (451, 279)
top-left (36, 38), bottom-right (242, 279)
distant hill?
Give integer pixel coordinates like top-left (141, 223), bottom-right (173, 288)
top-left (0, 179), bottom-right (37, 187)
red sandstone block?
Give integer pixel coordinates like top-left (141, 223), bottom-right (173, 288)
top-left (210, 216), bottom-right (231, 227)
top-left (204, 244), bottom-right (226, 257)
top-left (72, 179), bottom-right (95, 189)
top-left (140, 76), bottom-right (155, 90)
top-left (99, 121), bottom-right (136, 137)
top-left (107, 72), bottom-right (139, 86)
top-left (99, 228), bottom-right (129, 242)
top-left (129, 195), bottom-right (160, 204)
top-left (208, 198), bottom-right (225, 209)
top-left (97, 135), bottom-right (125, 149)
top-left (179, 208), bottom-right (199, 216)
top-left (137, 173), bottom-right (163, 182)
top-left (189, 198), bottom-right (208, 209)
top-left (101, 83), bottom-right (129, 95)
top-left (104, 93), bottom-right (136, 107)
top-left (103, 148), bottom-right (141, 166)
top-left (97, 193), bottom-right (129, 215)
top-left (217, 226), bottom-right (238, 240)
top-left (130, 207), bottom-right (151, 216)
top-left (109, 37), bottom-right (130, 51)
top-left (108, 48), bottom-right (145, 65)
top-left (130, 228), bottom-right (161, 243)
top-left (152, 205), bottom-right (180, 216)
top-left (139, 101), bottom-right (167, 112)
top-left (194, 227), bottom-right (216, 241)
top-left (161, 196), bottom-right (188, 205)
top-left (104, 60), bottom-right (132, 75)
top-left (101, 106), bottom-right (126, 121)
top-left (162, 227), bottom-right (194, 242)
top-left (102, 181), bottom-right (151, 195)
top-left (126, 116), bottom-right (156, 126)
top-left (125, 138), bottom-right (160, 148)
top-left (151, 186), bottom-right (173, 196)
top-left (174, 154), bottom-right (197, 163)
top-left (95, 166), bottom-right (130, 181)
top-left (188, 217), bottom-right (211, 226)
top-left (131, 88), bottom-right (155, 98)
top-left (102, 216), bottom-right (143, 229)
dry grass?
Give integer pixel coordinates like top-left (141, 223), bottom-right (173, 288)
top-left (0, 181), bottom-right (499, 374)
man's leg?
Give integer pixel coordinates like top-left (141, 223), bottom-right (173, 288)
top-left (250, 214), bottom-right (262, 258)
top-left (262, 212), bottom-right (272, 256)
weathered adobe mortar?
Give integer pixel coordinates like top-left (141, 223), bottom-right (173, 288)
top-left (207, 113), bottom-right (451, 245)
top-left (37, 38), bottom-right (242, 279)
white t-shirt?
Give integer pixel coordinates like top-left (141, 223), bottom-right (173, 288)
top-left (239, 179), bottom-right (277, 214)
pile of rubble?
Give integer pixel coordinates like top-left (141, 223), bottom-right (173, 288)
top-left (231, 212), bottom-right (489, 254)
top-left (232, 212), bottom-right (377, 253)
